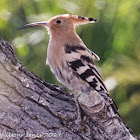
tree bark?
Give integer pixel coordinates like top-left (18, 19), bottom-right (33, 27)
top-left (0, 37), bottom-right (138, 140)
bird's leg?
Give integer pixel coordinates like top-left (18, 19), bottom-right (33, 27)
top-left (73, 93), bottom-right (82, 125)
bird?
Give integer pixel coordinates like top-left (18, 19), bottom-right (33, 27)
top-left (19, 14), bottom-right (118, 121)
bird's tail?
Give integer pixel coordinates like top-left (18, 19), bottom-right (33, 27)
top-left (99, 91), bottom-right (118, 113)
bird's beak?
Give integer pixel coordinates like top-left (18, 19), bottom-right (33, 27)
top-left (70, 15), bottom-right (98, 25)
top-left (19, 21), bottom-right (49, 30)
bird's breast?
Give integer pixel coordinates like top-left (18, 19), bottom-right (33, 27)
top-left (47, 42), bottom-right (67, 81)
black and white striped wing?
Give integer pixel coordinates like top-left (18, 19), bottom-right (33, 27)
top-left (65, 44), bottom-right (108, 93)
top-left (65, 44), bottom-right (118, 113)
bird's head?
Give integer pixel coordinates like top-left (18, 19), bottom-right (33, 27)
top-left (20, 14), bottom-right (98, 29)
top-left (19, 14), bottom-right (98, 36)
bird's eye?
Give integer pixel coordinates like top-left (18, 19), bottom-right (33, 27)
top-left (56, 20), bottom-right (61, 24)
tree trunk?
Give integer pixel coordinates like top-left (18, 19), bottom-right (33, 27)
top-left (0, 37), bottom-right (138, 140)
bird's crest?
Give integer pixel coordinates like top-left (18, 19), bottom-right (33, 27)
top-left (69, 14), bottom-right (98, 25)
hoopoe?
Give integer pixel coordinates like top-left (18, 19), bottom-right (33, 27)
top-left (20, 14), bottom-right (118, 118)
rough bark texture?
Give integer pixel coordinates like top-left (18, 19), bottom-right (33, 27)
top-left (0, 37), bottom-right (138, 140)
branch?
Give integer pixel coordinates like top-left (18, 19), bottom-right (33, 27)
top-left (0, 37), bottom-right (138, 140)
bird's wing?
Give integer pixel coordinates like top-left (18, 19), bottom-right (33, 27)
top-left (84, 47), bottom-right (100, 61)
top-left (64, 44), bottom-right (118, 113)
top-left (65, 44), bottom-right (107, 93)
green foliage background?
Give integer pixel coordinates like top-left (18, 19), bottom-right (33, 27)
top-left (0, 0), bottom-right (140, 135)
